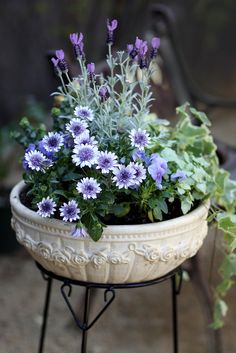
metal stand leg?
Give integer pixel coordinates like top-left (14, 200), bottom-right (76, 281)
top-left (38, 275), bottom-right (53, 353)
top-left (171, 270), bottom-right (182, 353)
top-left (81, 287), bottom-right (91, 353)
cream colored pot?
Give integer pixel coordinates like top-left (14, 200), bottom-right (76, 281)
top-left (10, 181), bottom-right (209, 284)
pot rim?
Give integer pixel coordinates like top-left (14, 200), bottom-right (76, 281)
top-left (10, 180), bottom-right (210, 236)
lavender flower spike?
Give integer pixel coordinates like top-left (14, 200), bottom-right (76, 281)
top-left (99, 86), bottom-right (109, 101)
top-left (87, 63), bottom-right (95, 80)
top-left (55, 49), bottom-right (68, 72)
top-left (150, 37), bottom-right (160, 59)
top-left (69, 32), bottom-right (85, 59)
top-left (106, 19), bottom-right (118, 44)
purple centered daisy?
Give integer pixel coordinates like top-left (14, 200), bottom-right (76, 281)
top-left (148, 155), bottom-right (168, 189)
top-left (96, 151), bottom-right (118, 174)
top-left (74, 132), bottom-right (98, 146)
top-left (24, 150), bottom-right (47, 171)
top-left (66, 118), bottom-right (88, 138)
top-left (129, 162), bottom-right (146, 186)
top-left (41, 132), bottom-right (64, 153)
top-left (37, 197), bottom-right (56, 218)
top-left (72, 144), bottom-right (98, 167)
top-left (112, 165), bottom-right (135, 189)
top-left (74, 105), bottom-right (94, 121)
top-left (129, 129), bottom-right (150, 150)
top-left (76, 177), bottom-right (102, 200)
top-left (59, 200), bottom-right (80, 222)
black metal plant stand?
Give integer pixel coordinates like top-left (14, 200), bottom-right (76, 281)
top-left (36, 262), bottom-right (183, 353)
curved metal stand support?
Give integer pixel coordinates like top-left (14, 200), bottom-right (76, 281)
top-left (36, 262), bottom-right (182, 353)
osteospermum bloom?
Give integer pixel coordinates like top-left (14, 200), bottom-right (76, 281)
top-left (74, 132), bottom-right (98, 146)
top-left (37, 197), bottom-right (56, 218)
top-left (96, 151), bottom-right (118, 174)
top-left (76, 177), bottom-right (102, 200)
top-left (66, 118), bottom-right (88, 138)
top-left (72, 144), bottom-right (98, 167)
top-left (112, 165), bottom-right (135, 189)
top-left (24, 150), bottom-right (47, 171)
top-left (129, 129), bottom-right (150, 150)
top-left (59, 200), bottom-right (80, 222)
top-left (74, 106), bottom-right (94, 121)
top-left (129, 162), bottom-right (146, 186)
top-left (41, 132), bottom-right (64, 153)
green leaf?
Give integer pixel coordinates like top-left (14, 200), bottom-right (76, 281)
top-left (211, 299), bottom-right (228, 329)
top-left (111, 203), bottom-right (130, 218)
top-left (181, 196), bottom-right (192, 214)
top-left (153, 207), bottom-right (163, 221)
top-left (189, 107), bottom-right (211, 126)
top-left (85, 216), bottom-right (103, 242)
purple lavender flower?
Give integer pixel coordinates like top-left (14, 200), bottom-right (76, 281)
top-left (37, 197), bottom-right (56, 218)
top-left (96, 151), bottom-right (118, 174)
top-left (148, 155), bottom-right (168, 189)
top-left (54, 49), bottom-right (68, 72)
top-left (66, 118), bottom-right (88, 138)
top-left (150, 37), bottom-right (160, 59)
top-left (106, 19), bottom-right (118, 44)
top-left (24, 150), bottom-right (47, 171)
top-left (60, 200), bottom-right (80, 222)
top-left (71, 226), bottom-right (88, 238)
top-left (74, 106), bottom-right (94, 121)
top-left (135, 37), bottom-right (149, 68)
top-left (127, 44), bottom-right (138, 60)
top-left (129, 162), bottom-right (146, 186)
top-left (99, 86), bottom-right (109, 101)
top-left (171, 171), bottom-right (187, 182)
top-left (51, 57), bottom-right (60, 75)
top-left (72, 144), bottom-right (98, 167)
top-left (112, 165), bottom-right (135, 189)
top-left (74, 132), bottom-right (98, 146)
top-left (69, 32), bottom-right (85, 59)
top-left (41, 132), bottom-right (64, 153)
top-left (87, 63), bottom-right (95, 80)
top-left (76, 177), bottom-right (102, 200)
top-left (129, 129), bottom-right (150, 150)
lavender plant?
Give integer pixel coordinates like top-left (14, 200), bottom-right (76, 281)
top-left (14, 20), bottom-right (236, 328)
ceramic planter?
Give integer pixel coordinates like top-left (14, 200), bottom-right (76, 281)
top-left (10, 181), bottom-right (209, 284)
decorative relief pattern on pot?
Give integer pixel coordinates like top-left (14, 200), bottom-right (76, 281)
top-left (128, 241), bottom-right (201, 263)
top-left (12, 220), bottom-right (130, 268)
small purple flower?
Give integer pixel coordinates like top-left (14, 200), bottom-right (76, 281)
top-left (129, 162), bottom-right (146, 186)
top-left (135, 37), bottom-right (149, 68)
top-left (96, 151), bottom-right (118, 174)
top-left (132, 150), bottom-right (152, 166)
top-left (38, 141), bottom-right (56, 159)
top-left (63, 133), bottom-right (74, 149)
top-left (26, 144), bottom-right (36, 153)
top-left (71, 226), bottom-right (88, 238)
top-left (24, 150), bottom-right (46, 171)
top-left (150, 37), bottom-right (160, 59)
top-left (37, 197), bottom-right (56, 218)
top-left (74, 132), bottom-right (98, 146)
top-left (51, 58), bottom-right (60, 75)
top-left (41, 132), bottom-right (64, 153)
top-left (171, 171), bottom-right (187, 182)
top-left (129, 129), bottom-right (150, 150)
top-left (87, 63), bottom-right (95, 80)
top-left (106, 18), bottom-right (118, 44)
top-left (127, 44), bottom-right (138, 60)
top-left (54, 49), bottom-right (68, 72)
top-left (148, 155), bottom-right (167, 189)
top-left (69, 32), bottom-right (85, 59)
top-left (74, 106), bottom-right (94, 121)
top-left (60, 200), bottom-right (80, 222)
top-left (112, 165), bottom-right (135, 189)
top-left (72, 144), bottom-right (98, 167)
top-left (76, 177), bottom-right (102, 200)
top-left (99, 86), bottom-right (109, 101)
top-left (66, 118), bottom-right (88, 138)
